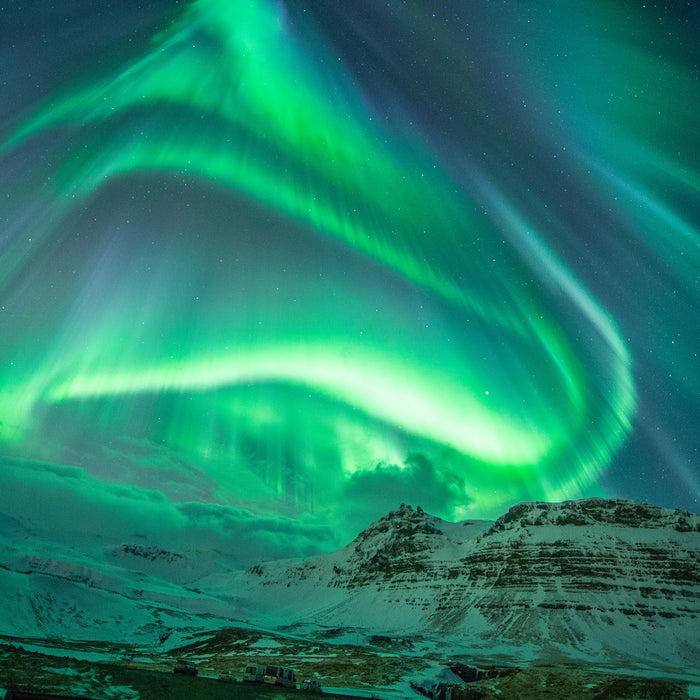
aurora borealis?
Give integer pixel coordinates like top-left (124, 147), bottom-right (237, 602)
top-left (1, 1), bottom-right (698, 562)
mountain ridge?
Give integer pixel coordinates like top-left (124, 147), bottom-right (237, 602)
top-left (206, 497), bottom-right (699, 674)
top-left (1, 497), bottom-right (698, 681)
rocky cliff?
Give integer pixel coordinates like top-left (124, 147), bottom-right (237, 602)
top-left (2, 497), bottom-right (698, 675)
top-left (223, 499), bottom-right (700, 671)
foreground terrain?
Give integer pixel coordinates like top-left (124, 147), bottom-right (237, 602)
top-left (0, 637), bottom-right (695, 699)
top-left (2, 499), bottom-right (698, 696)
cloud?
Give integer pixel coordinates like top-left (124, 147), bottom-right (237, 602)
top-left (0, 456), bottom-right (336, 567)
top-left (337, 451), bottom-right (471, 533)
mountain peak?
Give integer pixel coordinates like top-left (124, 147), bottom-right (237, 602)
top-left (353, 504), bottom-right (443, 542)
top-left (486, 497), bottom-right (700, 535)
top-left (341, 505), bottom-right (447, 577)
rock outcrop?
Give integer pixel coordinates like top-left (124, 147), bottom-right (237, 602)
top-left (226, 499), bottom-right (700, 671)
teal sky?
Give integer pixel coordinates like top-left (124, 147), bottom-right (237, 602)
top-left (0, 0), bottom-right (697, 564)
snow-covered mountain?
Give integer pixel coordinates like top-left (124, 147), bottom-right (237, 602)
top-left (0, 513), bottom-right (237, 645)
top-left (205, 499), bottom-right (700, 672)
top-left (1, 499), bottom-right (698, 678)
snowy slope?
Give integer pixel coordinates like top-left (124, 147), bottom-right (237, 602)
top-left (203, 500), bottom-right (700, 673)
top-left (0, 515), bottom-right (240, 645)
top-left (1, 499), bottom-right (698, 677)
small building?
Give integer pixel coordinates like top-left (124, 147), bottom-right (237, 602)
top-left (263, 665), bottom-right (297, 688)
top-left (243, 664), bottom-right (266, 683)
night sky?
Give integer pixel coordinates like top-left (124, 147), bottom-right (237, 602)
top-left (1, 0), bottom-right (698, 565)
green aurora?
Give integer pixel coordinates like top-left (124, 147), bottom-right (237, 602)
top-left (0, 0), bottom-right (697, 549)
